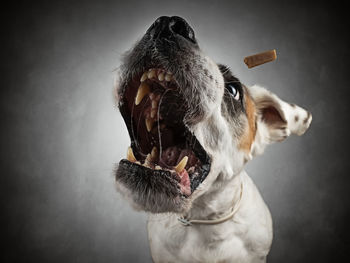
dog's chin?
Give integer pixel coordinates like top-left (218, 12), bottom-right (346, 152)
top-left (115, 68), bottom-right (211, 213)
top-left (116, 160), bottom-right (191, 213)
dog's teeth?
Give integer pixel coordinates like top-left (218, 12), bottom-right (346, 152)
top-left (151, 100), bottom-right (158, 109)
top-left (158, 72), bottom-right (165, 81)
top-left (135, 83), bottom-right (150, 105)
top-left (174, 156), bottom-right (188, 173)
top-left (155, 165), bottom-right (161, 170)
top-left (148, 69), bottom-right (156, 79)
top-left (127, 147), bottom-right (137, 162)
top-left (150, 108), bottom-right (157, 118)
top-left (165, 73), bottom-right (172, 82)
top-left (145, 118), bottom-right (154, 132)
top-left (144, 154), bottom-right (152, 167)
top-left (140, 72), bottom-right (148, 82)
top-left (151, 147), bottom-right (158, 160)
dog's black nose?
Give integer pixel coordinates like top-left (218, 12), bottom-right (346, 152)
top-left (147, 16), bottom-right (197, 44)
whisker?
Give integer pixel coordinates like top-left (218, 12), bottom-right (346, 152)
top-left (157, 89), bottom-right (170, 160)
top-left (130, 100), bottom-right (140, 151)
top-left (136, 96), bottom-right (151, 157)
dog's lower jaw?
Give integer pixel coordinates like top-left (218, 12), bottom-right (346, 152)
top-left (147, 169), bottom-right (273, 263)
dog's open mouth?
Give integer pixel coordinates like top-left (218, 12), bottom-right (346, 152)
top-left (116, 68), bottom-right (211, 213)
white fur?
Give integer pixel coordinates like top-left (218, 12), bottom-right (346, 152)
top-left (250, 85), bottom-right (312, 157)
top-left (147, 84), bottom-right (311, 263)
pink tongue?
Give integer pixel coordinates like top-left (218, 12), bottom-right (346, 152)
top-left (178, 169), bottom-right (191, 196)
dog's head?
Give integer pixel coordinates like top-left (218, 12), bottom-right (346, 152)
top-left (114, 16), bottom-right (312, 214)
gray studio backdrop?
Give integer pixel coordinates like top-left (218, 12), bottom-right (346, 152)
top-left (2, 0), bottom-right (349, 262)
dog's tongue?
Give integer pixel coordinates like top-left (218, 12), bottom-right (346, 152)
top-left (157, 142), bottom-right (197, 196)
top-left (178, 169), bottom-right (191, 196)
top-left (158, 148), bottom-right (191, 196)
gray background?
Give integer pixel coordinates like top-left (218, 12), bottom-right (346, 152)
top-left (1, 0), bottom-right (349, 262)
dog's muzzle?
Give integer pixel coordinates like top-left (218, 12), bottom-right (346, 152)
top-left (115, 16), bottom-right (211, 213)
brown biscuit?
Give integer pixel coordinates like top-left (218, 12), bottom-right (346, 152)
top-left (244, 49), bottom-right (277, 68)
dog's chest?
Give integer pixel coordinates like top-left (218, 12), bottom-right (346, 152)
top-left (147, 215), bottom-right (270, 263)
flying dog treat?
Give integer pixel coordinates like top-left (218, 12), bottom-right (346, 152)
top-left (244, 49), bottom-right (277, 68)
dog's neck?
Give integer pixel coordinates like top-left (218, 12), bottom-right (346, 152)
top-left (180, 111), bottom-right (246, 220)
top-left (183, 169), bottom-right (244, 221)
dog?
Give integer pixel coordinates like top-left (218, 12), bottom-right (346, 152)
top-left (114, 16), bottom-right (312, 263)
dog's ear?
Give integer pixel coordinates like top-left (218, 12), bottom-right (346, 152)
top-left (249, 85), bottom-right (312, 156)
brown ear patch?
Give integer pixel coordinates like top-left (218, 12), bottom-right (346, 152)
top-left (262, 106), bottom-right (285, 125)
top-left (239, 93), bottom-right (257, 152)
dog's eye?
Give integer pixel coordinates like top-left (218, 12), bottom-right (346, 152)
top-left (226, 84), bottom-right (240, 100)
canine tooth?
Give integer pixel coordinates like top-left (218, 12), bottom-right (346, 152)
top-left (145, 118), bottom-right (154, 132)
top-left (158, 72), bottom-right (165, 81)
top-left (140, 72), bottom-right (148, 82)
top-left (146, 153), bottom-right (152, 162)
top-left (135, 83), bottom-right (150, 105)
top-left (127, 147), bottom-right (136, 162)
top-left (155, 165), bottom-right (161, 170)
top-left (143, 154), bottom-right (154, 168)
top-left (150, 108), bottom-right (157, 118)
top-left (151, 147), bottom-right (158, 160)
top-left (174, 156), bottom-right (188, 173)
top-left (165, 73), bottom-right (172, 82)
top-left (148, 69), bottom-right (156, 79)
top-left (152, 100), bottom-right (158, 109)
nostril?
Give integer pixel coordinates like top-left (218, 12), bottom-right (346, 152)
top-left (169, 16), bottom-right (196, 44)
top-left (147, 16), bottom-right (197, 44)
top-left (147, 16), bottom-right (171, 39)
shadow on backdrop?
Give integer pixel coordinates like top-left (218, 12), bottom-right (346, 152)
top-left (1, 0), bottom-right (349, 262)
